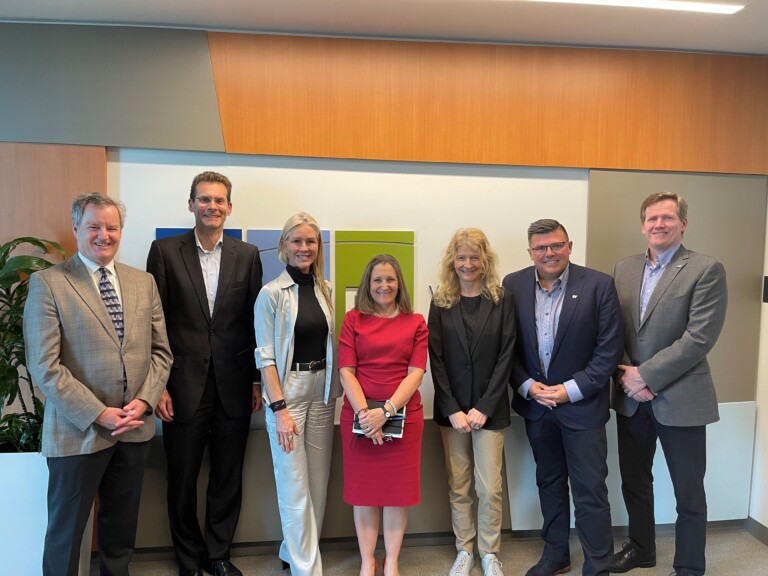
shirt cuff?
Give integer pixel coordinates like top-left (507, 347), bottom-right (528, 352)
top-left (563, 379), bottom-right (583, 403)
top-left (520, 378), bottom-right (534, 399)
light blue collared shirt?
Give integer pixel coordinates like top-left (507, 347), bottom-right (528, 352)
top-left (640, 243), bottom-right (682, 322)
top-left (520, 265), bottom-right (582, 403)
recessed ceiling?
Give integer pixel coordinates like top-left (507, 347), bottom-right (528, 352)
top-left (1, 0), bottom-right (766, 55)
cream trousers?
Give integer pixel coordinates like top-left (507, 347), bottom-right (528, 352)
top-left (265, 369), bottom-right (336, 576)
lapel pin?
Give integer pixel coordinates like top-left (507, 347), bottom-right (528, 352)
top-left (572, 294), bottom-right (578, 299)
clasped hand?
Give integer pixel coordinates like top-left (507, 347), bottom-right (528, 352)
top-left (96, 399), bottom-right (149, 436)
top-left (449, 409), bottom-right (488, 432)
top-left (357, 408), bottom-right (387, 445)
top-left (530, 382), bottom-right (568, 407)
top-left (617, 365), bottom-right (655, 402)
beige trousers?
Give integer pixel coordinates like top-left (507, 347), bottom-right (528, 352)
top-left (440, 426), bottom-right (506, 557)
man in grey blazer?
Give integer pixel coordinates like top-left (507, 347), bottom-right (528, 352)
top-left (24, 193), bottom-right (172, 576)
top-left (611, 193), bottom-right (727, 576)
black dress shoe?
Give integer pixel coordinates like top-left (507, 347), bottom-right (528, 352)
top-left (525, 557), bottom-right (571, 576)
top-left (208, 559), bottom-right (243, 576)
top-left (179, 569), bottom-right (203, 576)
top-left (281, 559), bottom-right (290, 570)
top-left (610, 542), bottom-right (656, 573)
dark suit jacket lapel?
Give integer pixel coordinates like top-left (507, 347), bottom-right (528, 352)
top-left (640, 246), bottom-right (689, 330)
top-left (179, 230), bottom-right (211, 323)
top-left (212, 235), bottom-right (237, 322)
top-left (551, 264), bottom-right (583, 362)
top-left (469, 296), bottom-right (493, 357)
top-left (449, 304), bottom-right (471, 361)
top-left (64, 256), bottom-right (121, 347)
top-left (624, 255), bottom-right (645, 333)
top-left (517, 268), bottom-right (539, 358)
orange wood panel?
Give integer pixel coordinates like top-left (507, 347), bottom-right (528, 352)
top-left (208, 33), bottom-right (768, 175)
top-left (0, 143), bottom-right (106, 257)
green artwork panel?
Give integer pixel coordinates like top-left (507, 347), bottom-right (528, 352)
top-left (334, 230), bottom-right (415, 337)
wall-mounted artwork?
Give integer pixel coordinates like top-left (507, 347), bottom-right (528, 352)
top-left (155, 227), bottom-right (242, 241)
top-left (334, 230), bottom-right (414, 336)
top-left (247, 229), bottom-right (331, 284)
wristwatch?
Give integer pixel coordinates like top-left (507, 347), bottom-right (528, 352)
top-left (383, 399), bottom-right (396, 418)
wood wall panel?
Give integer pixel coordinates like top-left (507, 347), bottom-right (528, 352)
top-left (209, 33), bottom-right (768, 174)
top-left (0, 143), bottom-right (106, 257)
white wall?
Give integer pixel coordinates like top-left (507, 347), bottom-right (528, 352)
top-left (108, 148), bottom-right (760, 528)
top-left (108, 148), bottom-right (588, 416)
top-left (749, 200), bottom-right (768, 527)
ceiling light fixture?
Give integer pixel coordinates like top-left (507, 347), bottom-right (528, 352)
top-left (523, 0), bottom-right (745, 14)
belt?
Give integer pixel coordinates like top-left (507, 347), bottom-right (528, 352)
top-left (291, 358), bottom-right (326, 373)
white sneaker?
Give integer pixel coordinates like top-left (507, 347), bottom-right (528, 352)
top-left (482, 553), bottom-right (504, 576)
top-left (449, 550), bottom-right (473, 576)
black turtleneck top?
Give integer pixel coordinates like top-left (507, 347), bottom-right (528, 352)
top-left (286, 265), bottom-right (328, 364)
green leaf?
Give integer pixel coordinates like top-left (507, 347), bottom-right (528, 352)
top-left (0, 237), bottom-right (64, 266)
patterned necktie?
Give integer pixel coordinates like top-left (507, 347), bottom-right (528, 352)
top-left (98, 267), bottom-right (124, 343)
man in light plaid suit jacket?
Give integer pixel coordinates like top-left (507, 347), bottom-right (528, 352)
top-left (24, 193), bottom-right (172, 576)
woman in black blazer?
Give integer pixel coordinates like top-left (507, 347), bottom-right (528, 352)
top-left (428, 228), bottom-right (516, 576)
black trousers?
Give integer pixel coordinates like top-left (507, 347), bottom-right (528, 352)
top-left (616, 401), bottom-right (708, 576)
top-left (525, 410), bottom-right (613, 576)
top-left (44, 440), bottom-right (151, 576)
top-left (163, 367), bottom-right (251, 572)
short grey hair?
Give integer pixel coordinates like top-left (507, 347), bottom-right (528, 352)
top-left (72, 193), bottom-right (126, 228)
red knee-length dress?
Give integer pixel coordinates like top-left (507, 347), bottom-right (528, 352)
top-left (338, 309), bottom-right (428, 507)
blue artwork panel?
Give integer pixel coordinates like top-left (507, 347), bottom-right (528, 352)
top-left (155, 228), bottom-right (242, 241)
top-left (247, 229), bottom-right (330, 284)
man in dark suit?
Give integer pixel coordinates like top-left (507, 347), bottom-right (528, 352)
top-left (610, 193), bottom-right (727, 576)
top-left (503, 219), bottom-right (623, 576)
top-left (24, 193), bottom-right (172, 576)
top-left (147, 172), bottom-right (263, 576)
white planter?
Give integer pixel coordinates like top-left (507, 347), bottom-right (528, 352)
top-left (0, 451), bottom-right (92, 576)
top-left (0, 452), bottom-right (49, 574)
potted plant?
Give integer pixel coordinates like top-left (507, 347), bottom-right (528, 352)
top-left (0, 236), bottom-right (65, 451)
top-left (0, 236), bottom-right (65, 575)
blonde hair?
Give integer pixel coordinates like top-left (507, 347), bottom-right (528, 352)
top-left (355, 254), bottom-right (412, 315)
top-left (433, 228), bottom-right (503, 309)
top-left (277, 212), bottom-right (333, 312)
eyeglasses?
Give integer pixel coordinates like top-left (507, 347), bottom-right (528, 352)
top-left (530, 242), bottom-right (568, 255)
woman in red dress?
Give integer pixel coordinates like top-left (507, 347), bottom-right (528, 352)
top-left (339, 254), bottom-right (428, 576)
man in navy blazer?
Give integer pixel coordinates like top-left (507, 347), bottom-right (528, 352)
top-left (503, 219), bottom-right (623, 576)
top-left (147, 172), bottom-right (263, 576)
